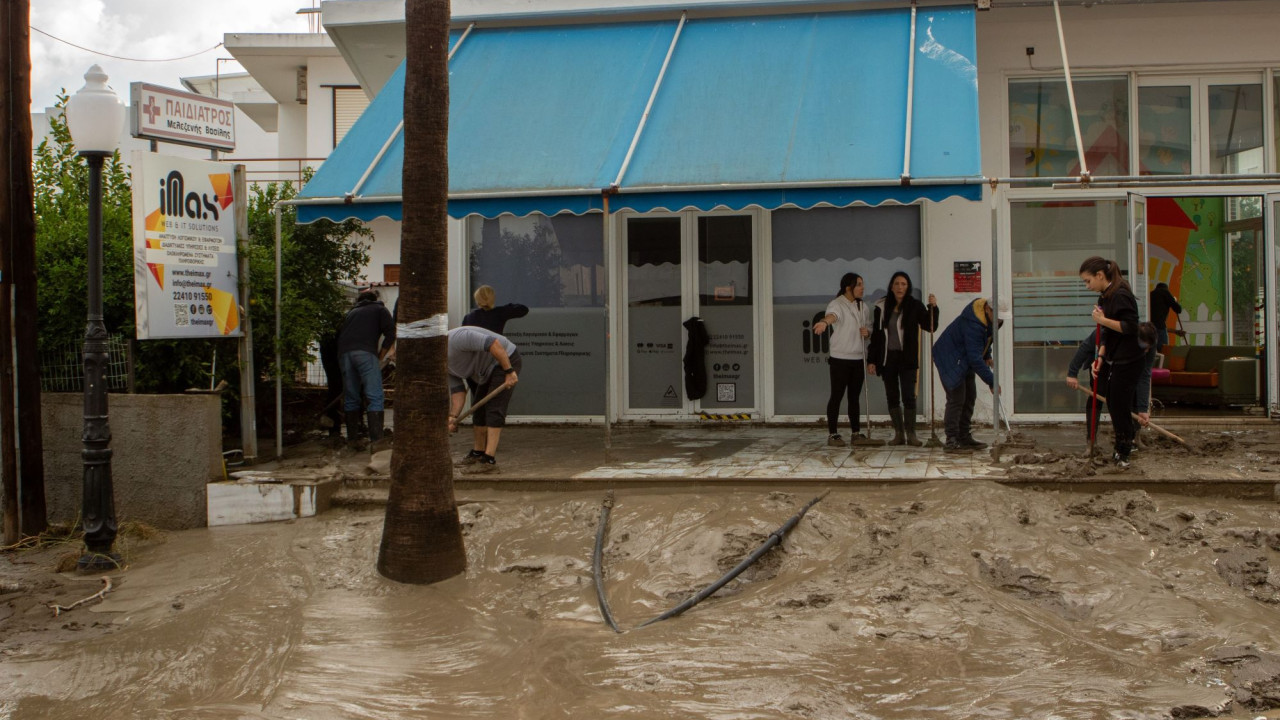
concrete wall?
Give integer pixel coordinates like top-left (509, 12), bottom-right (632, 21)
top-left (42, 393), bottom-right (223, 530)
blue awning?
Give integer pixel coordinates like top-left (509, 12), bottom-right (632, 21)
top-left (297, 5), bottom-right (982, 223)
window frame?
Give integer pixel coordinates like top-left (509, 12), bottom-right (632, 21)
top-left (1006, 71), bottom-right (1274, 178)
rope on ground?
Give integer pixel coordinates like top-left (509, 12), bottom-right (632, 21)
top-left (49, 576), bottom-right (113, 617)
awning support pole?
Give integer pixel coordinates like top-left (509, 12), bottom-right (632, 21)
top-left (613, 12), bottom-right (686, 189)
top-left (1053, 0), bottom-right (1089, 180)
top-left (274, 204), bottom-right (283, 459)
top-left (902, 0), bottom-right (917, 182)
top-left (449, 22), bottom-right (475, 61)
top-left (347, 23), bottom-right (474, 201)
top-left (351, 123), bottom-right (404, 199)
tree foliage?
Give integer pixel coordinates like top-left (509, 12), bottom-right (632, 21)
top-left (33, 96), bottom-right (370, 407)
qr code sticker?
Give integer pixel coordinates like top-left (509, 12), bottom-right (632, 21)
top-left (174, 303), bottom-right (190, 327)
top-left (716, 383), bottom-right (736, 403)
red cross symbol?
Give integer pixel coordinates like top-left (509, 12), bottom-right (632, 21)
top-left (142, 96), bottom-right (161, 124)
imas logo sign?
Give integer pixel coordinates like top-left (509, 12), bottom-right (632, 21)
top-left (159, 170), bottom-right (232, 221)
top-left (801, 311), bottom-right (830, 359)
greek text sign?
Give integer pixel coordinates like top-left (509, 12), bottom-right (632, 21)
top-left (131, 82), bottom-right (236, 151)
top-left (131, 151), bottom-right (241, 339)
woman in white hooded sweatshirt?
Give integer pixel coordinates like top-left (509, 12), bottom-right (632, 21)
top-left (812, 272), bottom-right (874, 447)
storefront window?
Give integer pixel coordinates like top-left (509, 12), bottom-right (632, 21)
top-left (1009, 77), bottom-right (1129, 178)
top-left (468, 213), bottom-right (605, 415)
top-left (1138, 86), bottom-right (1193, 175)
top-left (1010, 200), bottom-right (1127, 414)
top-left (1208, 83), bottom-right (1264, 175)
top-left (770, 206), bottom-right (920, 416)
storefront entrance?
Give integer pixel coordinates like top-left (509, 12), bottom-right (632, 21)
top-left (623, 212), bottom-right (758, 417)
top-left (1011, 194), bottom-right (1272, 418)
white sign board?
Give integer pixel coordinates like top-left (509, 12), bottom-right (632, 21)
top-left (130, 82), bottom-right (236, 151)
top-left (131, 151), bottom-right (242, 340)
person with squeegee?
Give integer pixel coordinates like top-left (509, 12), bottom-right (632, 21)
top-left (931, 297), bottom-right (1009, 454)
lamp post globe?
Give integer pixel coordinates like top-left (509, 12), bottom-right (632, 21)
top-left (66, 65), bottom-right (126, 572)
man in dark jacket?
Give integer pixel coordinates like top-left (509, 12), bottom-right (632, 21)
top-left (337, 290), bottom-right (396, 451)
top-left (931, 298), bottom-right (1008, 453)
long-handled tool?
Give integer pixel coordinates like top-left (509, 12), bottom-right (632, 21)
top-left (853, 378), bottom-right (880, 446)
top-left (1087, 325), bottom-right (1102, 456)
top-left (1069, 383), bottom-right (1189, 448)
top-left (923, 328), bottom-right (943, 448)
top-left (452, 383), bottom-right (510, 428)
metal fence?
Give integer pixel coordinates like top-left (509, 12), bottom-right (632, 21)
top-left (40, 335), bottom-right (132, 393)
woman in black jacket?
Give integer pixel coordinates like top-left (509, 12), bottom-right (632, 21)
top-left (868, 271), bottom-right (939, 446)
top-left (463, 285), bottom-right (529, 334)
top-left (1080, 256), bottom-right (1142, 468)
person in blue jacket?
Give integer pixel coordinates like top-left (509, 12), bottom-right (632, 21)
top-left (931, 297), bottom-right (1009, 453)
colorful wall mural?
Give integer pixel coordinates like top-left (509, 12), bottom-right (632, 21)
top-left (1146, 197), bottom-right (1227, 346)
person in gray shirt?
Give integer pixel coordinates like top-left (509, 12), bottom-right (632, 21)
top-left (447, 326), bottom-right (521, 473)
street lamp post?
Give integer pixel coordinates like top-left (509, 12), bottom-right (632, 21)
top-left (65, 66), bottom-right (126, 572)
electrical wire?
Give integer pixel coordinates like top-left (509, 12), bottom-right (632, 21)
top-left (30, 26), bottom-right (223, 63)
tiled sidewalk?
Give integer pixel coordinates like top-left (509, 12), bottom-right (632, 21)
top-left (569, 427), bottom-right (1002, 481)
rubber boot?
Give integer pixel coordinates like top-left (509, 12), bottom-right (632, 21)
top-left (367, 410), bottom-right (387, 453)
top-left (903, 407), bottom-right (923, 447)
top-left (345, 412), bottom-right (365, 451)
top-left (888, 408), bottom-right (906, 446)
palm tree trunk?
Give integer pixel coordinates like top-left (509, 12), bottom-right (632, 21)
top-left (377, 0), bottom-right (466, 583)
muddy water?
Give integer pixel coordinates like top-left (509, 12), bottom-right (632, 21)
top-left (2, 481), bottom-right (1279, 719)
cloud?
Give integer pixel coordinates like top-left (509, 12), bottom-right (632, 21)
top-left (30, 0), bottom-right (308, 110)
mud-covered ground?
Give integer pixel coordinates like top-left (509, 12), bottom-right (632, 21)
top-left (997, 426), bottom-right (1280, 483)
top-left (2, 482), bottom-right (1279, 719)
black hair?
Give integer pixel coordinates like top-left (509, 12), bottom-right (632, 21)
top-left (1078, 256), bottom-right (1129, 298)
top-left (836, 272), bottom-right (862, 299)
top-left (357, 290), bottom-right (379, 304)
top-left (883, 271), bottom-right (913, 316)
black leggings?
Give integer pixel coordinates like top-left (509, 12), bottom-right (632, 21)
top-left (826, 358), bottom-right (865, 435)
top-left (1096, 359), bottom-right (1143, 453)
top-left (879, 351), bottom-right (918, 413)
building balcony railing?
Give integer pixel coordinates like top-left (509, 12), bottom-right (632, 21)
top-left (228, 157), bottom-right (326, 188)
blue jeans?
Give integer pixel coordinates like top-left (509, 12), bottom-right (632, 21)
top-left (340, 350), bottom-right (384, 412)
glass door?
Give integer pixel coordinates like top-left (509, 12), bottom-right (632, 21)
top-left (1129, 193), bottom-right (1149, 320)
top-left (696, 215), bottom-right (755, 412)
top-left (625, 217), bottom-right (684, 413)
top-left (623, 213), bottom-right (757, 417)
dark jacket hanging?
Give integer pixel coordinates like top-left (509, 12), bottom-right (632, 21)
top-left (683, 316), bottom-right (709, 400)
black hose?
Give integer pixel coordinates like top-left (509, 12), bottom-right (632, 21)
top-left (638, 490), bottom-right (829, 628)
top-left (593, 490), bottom-right (621, 633)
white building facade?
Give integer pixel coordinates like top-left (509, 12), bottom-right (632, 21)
top-left (234, 0), bottom-right (1280, 424)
